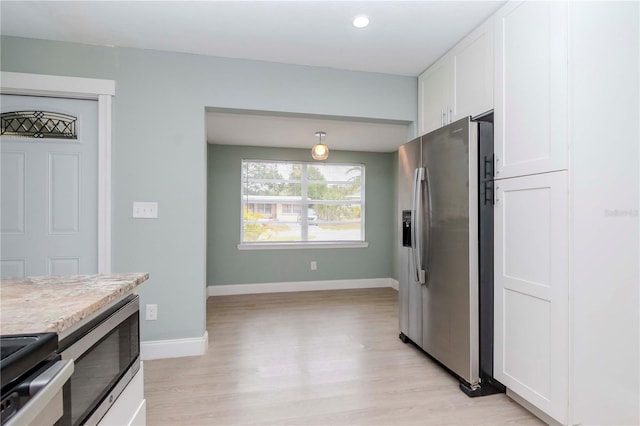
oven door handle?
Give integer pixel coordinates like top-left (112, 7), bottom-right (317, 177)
top-left (6, 360), bottom-right (74, 426)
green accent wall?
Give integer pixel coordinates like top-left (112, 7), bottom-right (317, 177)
top-left (208, 145), bottom-right (395, 285)
top-left (391, 150), bottom-right (399, 280)
top-left (1, 35), bottom-right (416, 341)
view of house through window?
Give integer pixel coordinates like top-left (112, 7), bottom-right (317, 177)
top-left (241, 160), bottom-right (365, 243)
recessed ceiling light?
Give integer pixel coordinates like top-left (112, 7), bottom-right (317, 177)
top-left (353, 15), bottom-right (370, 29)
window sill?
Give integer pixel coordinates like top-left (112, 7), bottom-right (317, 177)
top-left (237, 242), bottom-right (369, 250)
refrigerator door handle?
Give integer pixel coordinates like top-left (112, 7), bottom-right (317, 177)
top-left (412, 167), bottom-right (426, 284)
top-left (424, 167), bottom-right (432, 282)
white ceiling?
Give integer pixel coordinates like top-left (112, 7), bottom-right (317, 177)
top-left (207, 109), bottom-right (411, 152)
top-left (1, 1), bottom-right (504, 76)
top-left (1, 1), bottom-right (504, 152)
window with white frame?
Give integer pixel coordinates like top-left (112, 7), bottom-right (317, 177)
top-left (241, 160), bottom-right (365, 244)
top-left (282, 204), bottom-right (301, 214)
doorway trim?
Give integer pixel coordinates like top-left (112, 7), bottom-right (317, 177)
top-left (1, 72), bottom-right (115, 273)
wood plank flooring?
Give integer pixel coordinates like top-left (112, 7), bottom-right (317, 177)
top-left (144, 288), bottom-right (542, 425)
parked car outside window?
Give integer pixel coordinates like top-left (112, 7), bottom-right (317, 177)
top-left (307, 208), bottom-right (318, 225)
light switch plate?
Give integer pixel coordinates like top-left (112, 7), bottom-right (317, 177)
top-left (145, 304), bottom-right (158, 321)
top-left (133, 202), bottom-right (158, 219)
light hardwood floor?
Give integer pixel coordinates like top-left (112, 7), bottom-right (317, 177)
top-left (144, 288), bottom-right (542, 425)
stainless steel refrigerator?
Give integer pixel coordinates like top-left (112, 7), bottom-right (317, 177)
top-left (398, 114), bottom-right (502, 396)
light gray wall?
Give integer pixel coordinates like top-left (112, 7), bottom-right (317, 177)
top-left (391, 150), bottom-right (399, 280)
top-left (207, 145), bottom-right (395, 285)
top-left (1, 35), bottom-right (416, 341)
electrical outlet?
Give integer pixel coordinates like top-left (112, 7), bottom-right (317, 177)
top-left (133, 202), bottom-right (158, 219)
top-left (310, 261), bottom-right (317, 271)
top-left (145, 304), bottom-right (158, 321)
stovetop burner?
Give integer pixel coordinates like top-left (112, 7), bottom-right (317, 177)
top-left (1, 332), bottom-right (58, 390)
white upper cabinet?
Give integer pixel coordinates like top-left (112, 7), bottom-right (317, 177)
top-left (418, 17), bottom-right (494, 135)
top-left (418, 57), bottom-right (452, 135)
top-left (494, 1), bottom-right (568, 179)
top-left (451, 16), bottom-right (494, 122)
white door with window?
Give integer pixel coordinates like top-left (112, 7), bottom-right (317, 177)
top-left (1, 95), bottom-right (98, 278)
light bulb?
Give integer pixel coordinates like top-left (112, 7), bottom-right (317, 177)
top-left (353, 16), bottom-right (370, 28)
top-left (312, 144), bottom-right (329, 160)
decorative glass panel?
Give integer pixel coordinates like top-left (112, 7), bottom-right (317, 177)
top-left (1, 111), bottom-right (77, 139)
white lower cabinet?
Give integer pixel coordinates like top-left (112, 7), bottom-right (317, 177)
top-left (493, 171), bottom-right (569, 424)
top-left (99, 362), bottom-right (146, 426)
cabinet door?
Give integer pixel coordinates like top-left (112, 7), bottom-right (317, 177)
top-left (493, 171), bottom-right (568, 424)
top-left (99, 364), bottom-right (146, 426)
top-left (452, 17), bottom-right (494, 121)
top-left (418, 57), bottom-right (452, 135)
top-left (494, 1), bottom-right (568, 178)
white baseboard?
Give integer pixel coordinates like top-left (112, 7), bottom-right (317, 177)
top-left (389, 279), bottom-right (398, 291)
top-left (506, 389), bottom-right (562, 426)
top-left (140, 331), bottom-right (208, 360)
top-left (208, 278), bottom-right (398, 296)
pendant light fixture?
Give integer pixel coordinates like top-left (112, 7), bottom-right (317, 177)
top-left (312, 131), bottom-right (329, 160)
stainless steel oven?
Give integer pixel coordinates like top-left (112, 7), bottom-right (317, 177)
top-left (57, 294), bottom-right (140, 426)
top-left (1, 333), bottom-right (74, 426)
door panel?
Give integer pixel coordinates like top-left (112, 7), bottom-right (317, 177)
top-left (453, 17), bottom-right (494, 121)
top-left (49, 153), bottom-right (81, 234)
top-left (493, 171), bottom-right (568, 423)
top-left (398, 139), bottom-right (422, 346)
top-left (1, 259), bottom-right (25, 278)
top-left (49, 257), bottom-right (81, 276)
top-left (503, 288), bottom-right (551, 398)
top-left (421, 118), bottom-right (478, 384)
top-left (1, 152), bottom-right (26, 234)
top-left (494, 1), bottom-right (568, 178)
top-left (419, 58), bottom-right (452, 135)
top-left (1, 95), bottom-right (98, 278)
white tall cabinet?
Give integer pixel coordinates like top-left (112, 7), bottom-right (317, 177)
top-left (414, 2), bottom-right (638, 423)
top-left (568, 2), bottom-right (639, 425)
top-left (492, 1), bottom-right (570, 423)
top-left (492, 1), bottom-right (639, 425)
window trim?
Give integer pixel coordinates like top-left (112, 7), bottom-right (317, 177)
top-left (237, 241), bottom-right (369, 250)
top-left (240, 159), bottom-right (366, 247)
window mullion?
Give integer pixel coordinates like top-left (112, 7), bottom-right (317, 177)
top-left (301, 164), bottom-right (309, 241)
top-left (241, 161), bottom-right (248, 241)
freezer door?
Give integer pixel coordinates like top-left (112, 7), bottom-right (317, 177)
top-left (420, 117), bottom-right (479, 385)
top-left (397, 138), bottom-right (423, 347)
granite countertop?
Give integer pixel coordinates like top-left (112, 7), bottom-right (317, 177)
top-left (0, 273), bottom-right (149, 336)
